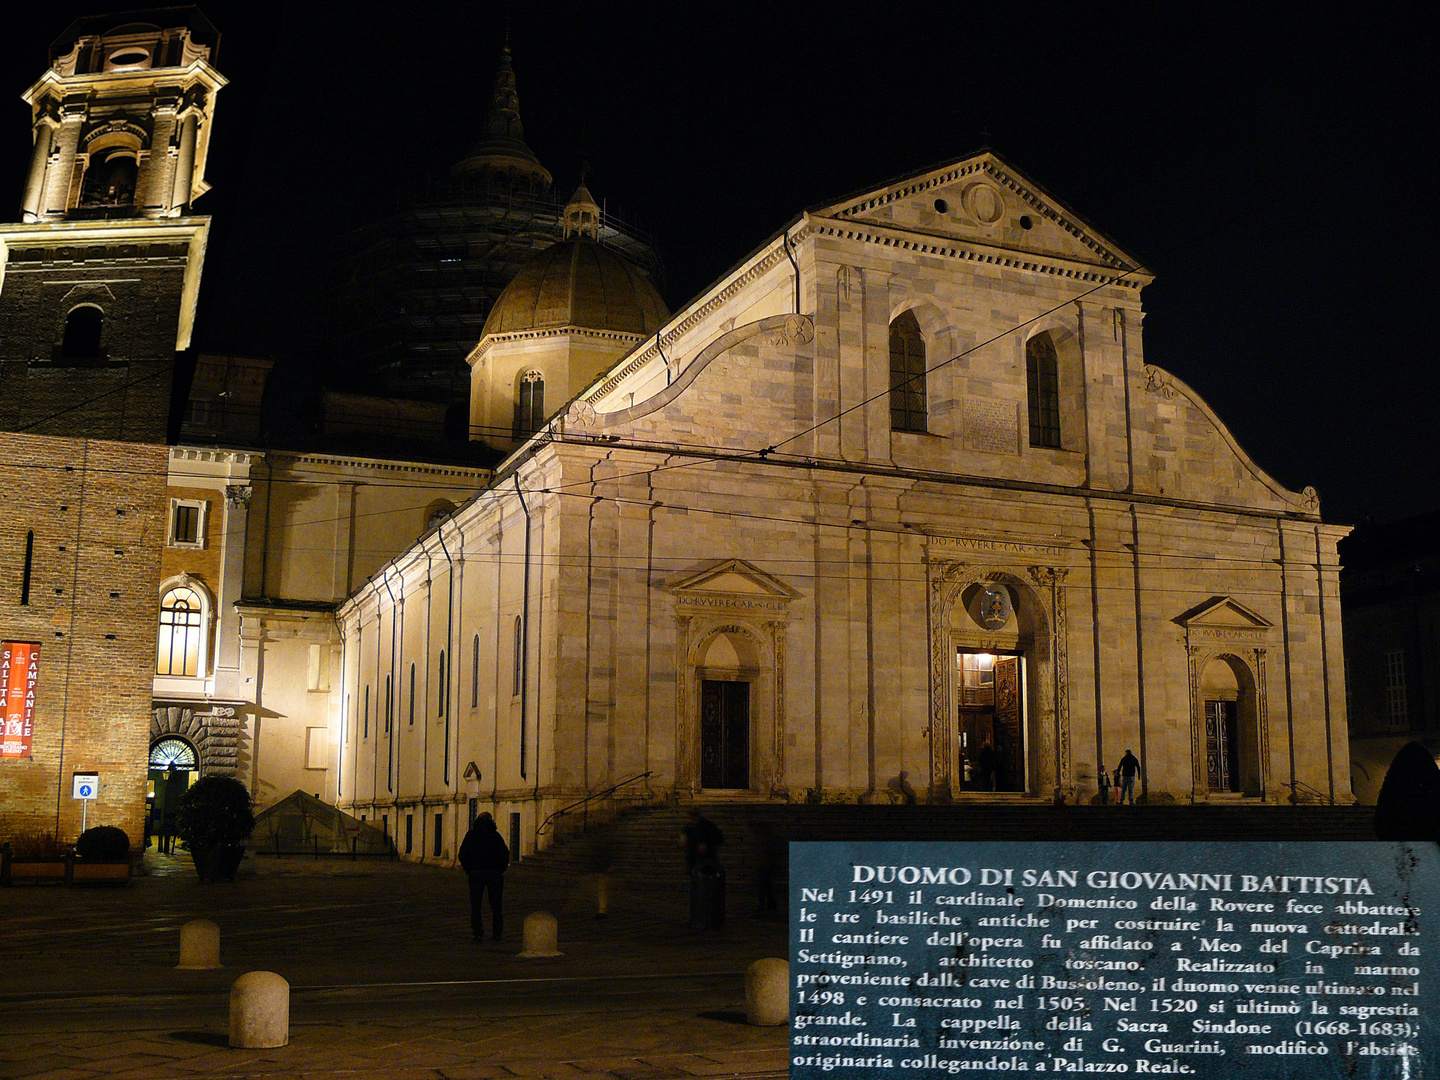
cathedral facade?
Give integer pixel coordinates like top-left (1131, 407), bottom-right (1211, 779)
top-left (0, 13), bottom-right (1355, 860)
top-left (335, 155), bottom-right (1352, 861)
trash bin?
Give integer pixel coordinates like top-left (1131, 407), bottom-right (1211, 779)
top-left (690, 859), bottom-right (726, 930)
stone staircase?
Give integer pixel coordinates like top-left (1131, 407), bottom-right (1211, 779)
top-left (520, 800), bottom-right (1379, 900)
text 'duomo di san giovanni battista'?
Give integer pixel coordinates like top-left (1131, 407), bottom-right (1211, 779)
top-left (790, 842), bottom-right (1435, 1079)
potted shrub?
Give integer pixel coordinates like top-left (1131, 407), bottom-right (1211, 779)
top-left (176, 775), bottom-right (254, 882)
top-left (71, 825), bottom-right (133, 885)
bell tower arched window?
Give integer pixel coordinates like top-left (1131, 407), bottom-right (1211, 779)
top-left (1026, 332), bottom-right (1061, 449)
top-left (888, 311), bottom-right (927, 432)
top-left (514, 371), bottom-right (545, 439)
top-left (62, 306), bottom-right (104, 359)
top-left (80, 149), bottom-right (138, 208)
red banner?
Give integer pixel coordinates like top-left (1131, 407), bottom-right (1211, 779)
top-left (1, 641), bottom-right (38, 759)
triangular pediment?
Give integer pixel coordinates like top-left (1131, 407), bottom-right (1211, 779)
top-left (809, 152), bottom-right (1149, 277)
top-left (1174, 596), bottom-right (1273, 630)
top-left (669, 559), bottom-right (800, 600)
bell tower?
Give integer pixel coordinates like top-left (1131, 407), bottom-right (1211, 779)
top-left (0, 8), bottom-right (224, 443)
top-left (20, 11), bottom-right (225, 222)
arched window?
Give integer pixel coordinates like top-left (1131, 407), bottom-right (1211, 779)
top-left (438, 650), bottom-right (447, 718)
top-left (424, 499), bottom-right (456, 530)
top-left (514, 371), bottom-right (545, 438)
top-left (80, 149), bottom-right (137, 207)
top-left (471, 633), bottom-right (480, 708)
top-left (1026, 332), bottom-right (1061, 448)
top-left (888, 311), bottom-right (927, 432)
top-left (512, 615), bottom-right (523, 697)
top-left (149, 735), bottom-right (197, 771)
top-left (157, 584), bottom-right (205, 676)
top-left (62, 306), bottom-right (104, 359)
top-left (409, 663), bottom-right (416, 726)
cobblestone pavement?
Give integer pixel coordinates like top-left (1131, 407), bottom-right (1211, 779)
top-left (0, 850), bottom-right (789, 1079)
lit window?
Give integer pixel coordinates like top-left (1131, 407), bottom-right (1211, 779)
top-left (157, 585), bottom-right (203, 676)
top-left (1026, 332), bottom-right (1061, 448)
top-left (888, 311), bottom-right (927, 433)
top-left (149, 736), bottom-right (196, 770)
top-left (1386, 650), bottom-right (1408, 730)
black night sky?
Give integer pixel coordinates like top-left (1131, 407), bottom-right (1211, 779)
top-left (3, 3), bottom-right (1433, 527)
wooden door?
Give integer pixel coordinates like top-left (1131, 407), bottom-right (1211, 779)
top-left (1205, 700), bottom-right (1238, 791)
top-left (993, 657), bottom-right (1023, 791)
top-left (700, 679), bottom-right (750, 789)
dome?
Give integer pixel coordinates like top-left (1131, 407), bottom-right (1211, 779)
top-left (482, 238), bottom-right (669, 338)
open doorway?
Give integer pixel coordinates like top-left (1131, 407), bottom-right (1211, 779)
top-left (148, 735), bottom-right (198, 849)
top-left (956, 650), bottom-right (1026, 792)
top-left (1200, 656), bottom-right (1262, 796)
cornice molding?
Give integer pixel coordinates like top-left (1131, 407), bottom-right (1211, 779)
top-left (270, 450), bottom-right (491, 480)
top-left (468, 324), bottom-right (647, 365)
top-left (810, 217), bottom-right (1150, 290)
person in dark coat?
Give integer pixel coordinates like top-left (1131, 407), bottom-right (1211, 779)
top-left (682, 809), bottom-right (724, 873)
top-left (458, 812), bottom-right (510, 940)
top-left (1117, 750), bottom-right (1141, 805)
top-left (975, 741), bottom-right (997, 792)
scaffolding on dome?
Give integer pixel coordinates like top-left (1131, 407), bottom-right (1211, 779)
top-left (251, 790), bottom-right (395, 858)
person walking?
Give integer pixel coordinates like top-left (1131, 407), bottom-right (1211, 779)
top-left (1097, 767), bottom-right (1110, 805)
top-left (458, 812), bottom-right (510, 941)
top-left (1117, 750), bottom-right (1141, 805)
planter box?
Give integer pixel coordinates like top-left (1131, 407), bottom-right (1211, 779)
top-left (1, 851), bottom-right (132, 886)
top-left (1, 854), bottom-right (67, 886)
top-left (70, 860), bottom-right (132, 886)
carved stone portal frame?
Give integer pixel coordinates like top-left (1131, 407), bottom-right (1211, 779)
top-left (1176, 597), bottom-right (1274, 803)
top-left (926, 558), bottom-right (1071, 802)
top-left (670, 561), bottom-right (796, 799)
top-left (1185, 640), bottom-right (1271, 802)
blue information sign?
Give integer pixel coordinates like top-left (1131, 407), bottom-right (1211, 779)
top-left (790, 841), bottom-right (1436, 1079)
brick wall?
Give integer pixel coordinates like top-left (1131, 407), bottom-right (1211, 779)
top-left (0, 433), bottom-right (168, 847)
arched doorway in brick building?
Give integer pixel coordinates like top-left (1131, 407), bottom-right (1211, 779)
top-left (147, 735), bottom-right (198, 847)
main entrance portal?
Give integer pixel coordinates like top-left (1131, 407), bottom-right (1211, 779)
top-left (700, 679), bottom-right (749, 789)
top-left (957, 651), bottom-right (1025, 792)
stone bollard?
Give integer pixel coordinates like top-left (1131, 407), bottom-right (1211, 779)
top-left (745, 957), bottom-right (789, 1026)
top-left (229, 971), bottom-right (289, 1048)
top-left (516, 911), bottom-right (564, 957)
top-left (176, 918), bottom-right (221, 970)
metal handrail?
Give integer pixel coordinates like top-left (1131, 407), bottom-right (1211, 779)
top-left (536, 771), bottom-right (653, 836)
top-left (1284, 779), bottom-right (1331, 804)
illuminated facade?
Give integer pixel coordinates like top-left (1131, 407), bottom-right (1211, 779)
top-left (337, 152), bottom-right (1354, 862)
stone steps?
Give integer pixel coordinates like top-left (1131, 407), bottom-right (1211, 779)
top-left (522, 802), bottom-right (1379, 894)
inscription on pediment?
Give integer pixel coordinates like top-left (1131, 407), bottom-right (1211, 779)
top-left (925, 533), bottom-right (1070, 560)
